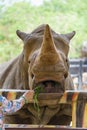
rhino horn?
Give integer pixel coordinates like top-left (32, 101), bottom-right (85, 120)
top-left (65, 31), bottom-right (76, 41)
top-left (37, 24), bottom-right (58, 65)
top-left (40, 24), bottom-right (57, 54)
top-left (16, 30), bottom-right (27, 40)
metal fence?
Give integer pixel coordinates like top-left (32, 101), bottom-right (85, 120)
top-left (69, 58), bottom-right (87, 90)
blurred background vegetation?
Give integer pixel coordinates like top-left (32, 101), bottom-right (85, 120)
top-left (0, 0), bottom-right (87, 63)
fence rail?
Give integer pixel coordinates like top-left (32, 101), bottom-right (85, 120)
top-left (0, 90), bottom-right (87, 129)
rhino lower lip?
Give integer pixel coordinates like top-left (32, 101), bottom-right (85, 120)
top-left (33, 80), bottom-right (64, 93)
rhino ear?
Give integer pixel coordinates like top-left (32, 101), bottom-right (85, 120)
top-left (16, 30), bottom-right (27, 40)
top-left (65, 31), bottom-right (76, 40)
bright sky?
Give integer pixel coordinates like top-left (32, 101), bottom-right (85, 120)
top-left (0, 0), bottom-right (51, 6)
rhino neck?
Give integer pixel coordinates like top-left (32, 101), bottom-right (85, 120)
top-left (13, 53), bottom-right (29, 89)
top-left (0, 53), bottom-right (28, 89)
top-left (16, 53), bottom-right (29, 89)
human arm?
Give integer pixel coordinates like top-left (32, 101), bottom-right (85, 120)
top-left (2, 90), bottom-right (34, 114)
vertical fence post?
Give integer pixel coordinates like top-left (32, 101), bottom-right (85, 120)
top-left (78, 60), bottom-right (83, 90)
top-left (82, 103), bottom-right (87, 127)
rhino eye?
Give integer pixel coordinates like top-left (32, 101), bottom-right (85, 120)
top-left (64, 72), bottom-right (68, 78)
top-left (66, 59), bottom-right (68, 62)
top-left (66, 58), bottom-right (69, 69)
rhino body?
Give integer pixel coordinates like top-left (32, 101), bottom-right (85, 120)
top-left (0, 24), bottom-right (75, 125)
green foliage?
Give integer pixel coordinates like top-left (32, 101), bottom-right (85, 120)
top-left (0, 0), bottom-right (87, 63)
top-left (34, 86), bottom-right (44, 116)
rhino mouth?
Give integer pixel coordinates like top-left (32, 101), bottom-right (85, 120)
top-left (34, 80), bottom-right (65, 93)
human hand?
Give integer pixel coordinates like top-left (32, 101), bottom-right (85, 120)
top-left (23, 90), bottom-right (34, 103)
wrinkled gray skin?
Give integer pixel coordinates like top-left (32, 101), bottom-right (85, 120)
top-left (0, 24), bottom-right (75, 125)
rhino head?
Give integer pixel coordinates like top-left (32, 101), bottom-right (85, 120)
top-left (16, 24), bottom-right (75, 93)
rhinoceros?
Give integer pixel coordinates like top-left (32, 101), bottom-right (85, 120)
top-left (0, 24), bottom-right (75, 125)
